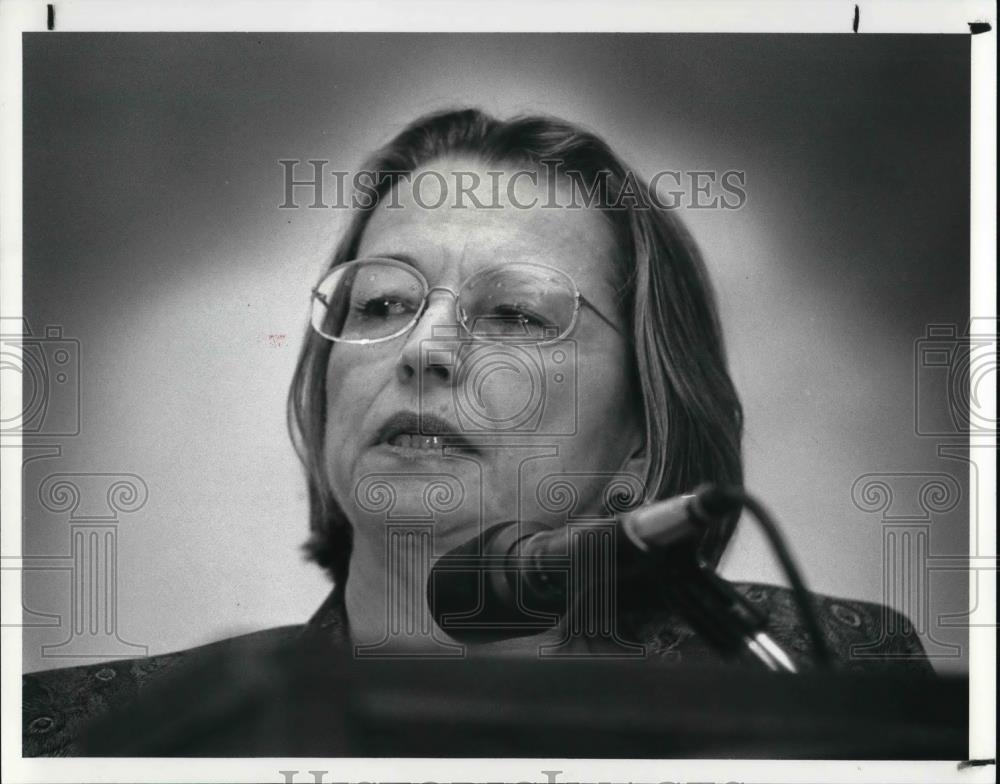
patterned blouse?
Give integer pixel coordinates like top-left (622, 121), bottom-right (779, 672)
top-left (23, 582), bottom-right (933, 756)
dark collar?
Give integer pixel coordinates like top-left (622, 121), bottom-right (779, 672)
top-left (301, 585), bottom-right (350, 647)
top-left (297, 581), bottom-right (935, 673)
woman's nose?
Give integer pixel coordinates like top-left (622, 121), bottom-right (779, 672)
top-left (395, 291), bottom-right (460, 385)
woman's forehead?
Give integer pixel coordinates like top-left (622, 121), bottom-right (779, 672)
top-left (355, 162), bottom-right (619, 291)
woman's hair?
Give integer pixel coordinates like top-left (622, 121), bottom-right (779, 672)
top-left (288, 108), bottom-right (744, 589)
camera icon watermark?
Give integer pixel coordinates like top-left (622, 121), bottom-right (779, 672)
top-left (0, 318), bottom-right (81, 438)
top-left (418, 323), bottom-right (578, 438)
top-left (914, 318), bottom-right (997, 437)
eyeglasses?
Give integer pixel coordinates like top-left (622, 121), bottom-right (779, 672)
top-left (310, 257), bottom-right (623, 345)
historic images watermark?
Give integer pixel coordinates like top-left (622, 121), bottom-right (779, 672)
top-left (911, 318), bottom-right (996, 650)
top-left (850, 470), bottom-right (966, 660)
top-left (352, 467), bottom-right (646, 660)
top-left (351, 470), bottom-right (469, 659)
top-left (1, 317), bottom-right (148, 662)
top-left (277, 770), bottom-right (743, 784)
top-left (419, 327), bottom-right (580, 439)
top-left (278, 159), bottom-right (748, 211)
top-left (844, 318), bottom-right (999, 662)
top-left (913, 317), bottom-right (997, 437)
top-left (0, 318), bottom-right (80, 439)
top-left (402, 320), bottom-right (641, 657)
top-left (10, 473), bottom-right (150, 661)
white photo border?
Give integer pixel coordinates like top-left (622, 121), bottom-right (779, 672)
top-left (1, 1), bottom-right (995, 782)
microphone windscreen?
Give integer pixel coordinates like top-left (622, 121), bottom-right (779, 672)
top-left (694, 484), bottom-right (743, 521)
top-left (427, 522), bottom-right (562, 644)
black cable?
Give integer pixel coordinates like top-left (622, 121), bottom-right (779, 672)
top-left (706, 485), bottom-right (832, 668)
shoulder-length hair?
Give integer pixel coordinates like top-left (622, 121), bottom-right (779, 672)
top-left (288, 108), bottom-right (743, 590)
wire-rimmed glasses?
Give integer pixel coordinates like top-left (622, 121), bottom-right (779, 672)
top-left (310, 257), bottom-right (622, 345)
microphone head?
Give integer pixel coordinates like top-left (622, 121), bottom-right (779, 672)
top-left (427, 521), bottom-right (563, 644)
top-left (692, 484), bottom-right (742, 522)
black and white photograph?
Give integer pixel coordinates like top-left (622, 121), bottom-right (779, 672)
top-left (1, 1), bottom-right (995, 782)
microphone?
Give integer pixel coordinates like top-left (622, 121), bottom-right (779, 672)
top-left (427, 485), bottom-right (740, 644)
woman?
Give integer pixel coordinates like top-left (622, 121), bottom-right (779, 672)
top-left (23, 108), bottom-right (930, 756)
top-left (288, 108), bottom-right (743, 654)
top-left (287, 108), bottom-right (927, 663)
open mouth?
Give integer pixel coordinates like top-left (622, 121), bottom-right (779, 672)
top-left (386, 433), bottom-right (447, 450)
top-left (374, 411), bottom-right (477, 454)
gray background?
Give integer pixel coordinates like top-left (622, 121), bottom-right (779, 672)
top-left (20, 34), bottom-right (970, 672)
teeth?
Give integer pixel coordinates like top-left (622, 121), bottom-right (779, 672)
top-left (388, 433), bottom-right (443, 450)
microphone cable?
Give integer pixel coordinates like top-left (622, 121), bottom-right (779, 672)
top-left (699, 484), bottom-right (832, 668)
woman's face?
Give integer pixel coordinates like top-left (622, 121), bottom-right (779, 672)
top-left (323, 157), bottom-right (644, 643)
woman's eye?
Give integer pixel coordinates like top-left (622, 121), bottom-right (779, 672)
top-left (357, 297), bottom-right (413, 318)
top-left (494, 303), bottom-right (545, 325)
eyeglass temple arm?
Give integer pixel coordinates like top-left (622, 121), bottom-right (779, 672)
top-left (580, 295), bottom-right (626, 337)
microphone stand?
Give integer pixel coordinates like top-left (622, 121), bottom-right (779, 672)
top-left (431, 495), bottom-right (812, 672)
top-left (643, 550), bottom-right (799, 673)
top-left (613, 486), bottom-right (808, 673)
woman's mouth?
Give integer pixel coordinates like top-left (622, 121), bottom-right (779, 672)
top-left (373, 410), bottom-right (479, 455)
top-left (386, 433), bottom-right (446, 450)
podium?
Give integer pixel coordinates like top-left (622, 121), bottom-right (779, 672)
top-left (81, 636), bottom-right (968, 759)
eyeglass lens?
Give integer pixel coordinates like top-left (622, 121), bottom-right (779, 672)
top-left (312, 259), bottom-right (578, 342)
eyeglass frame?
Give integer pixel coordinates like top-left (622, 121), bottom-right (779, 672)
top-left (310, 257), bottom-right (625, 346)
